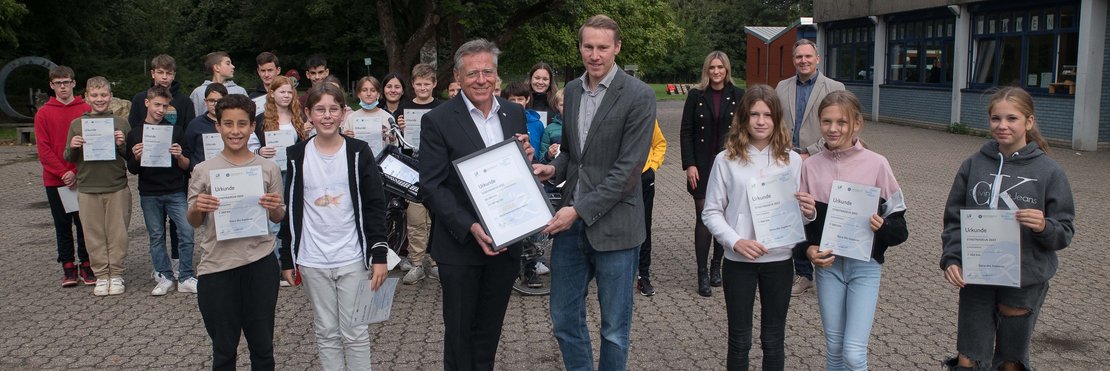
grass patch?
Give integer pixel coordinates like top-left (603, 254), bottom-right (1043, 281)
top-left (0, 128), bottom-right (16, 142)
top-left (648, 80), bottom-right (748, 101)
top-left (947, 122), bottom-right (991, 138)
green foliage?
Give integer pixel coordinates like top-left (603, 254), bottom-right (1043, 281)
top-left (947, 122), bottom-right (973, 135)
top-left (0, 0), bottom-right (28, 48)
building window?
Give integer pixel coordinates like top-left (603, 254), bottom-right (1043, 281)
top-left (827, 23), bottom-right (875, 82)
top-left (887, 16), bottom-right (955, 85)
top-left (971, 3), bottom-right (1079, 91)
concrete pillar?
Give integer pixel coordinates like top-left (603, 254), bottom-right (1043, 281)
top-left (1073, 0), bottom-right (1106, 151)
top-left (872, 17), bottom-right (886, 121)
top-left (816, 25), bottom-right (827, 75)
top-left (951, 5), bottom-right (971, 125)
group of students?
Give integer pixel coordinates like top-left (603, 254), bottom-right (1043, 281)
top-left (684, 46), bottom-right (1074, 371)
top-left (34, 48), bottom-right (580, 370)
top-left (32, 38), bottom-right (1074, 371)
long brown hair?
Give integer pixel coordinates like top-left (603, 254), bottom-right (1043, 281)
top-left (263, 76), bottom-right (307, 138)
top-left (724, 84), bottom-right (791, 165)
top-left (987, 86), bottom-right (1050, 154)
top-left (695, 51), bottom-right (732, 91)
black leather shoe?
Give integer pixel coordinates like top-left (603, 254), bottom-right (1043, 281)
top-left (638, 276), bottom-right (655, 297)
top-left (709, 259), bottom-right (723, 287)
top-left (697, 270), bottom-right (712, 297)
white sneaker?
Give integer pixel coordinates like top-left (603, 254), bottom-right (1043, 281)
top-left (93, 279), bottom-right (110, 296)
top-left (535, 262), bottom-right (550, 275)
top-left (108, 277), bottom-right (125, 295)
top-left (151, 273), bottom-right (175, 296)
top-left (177, 277), bottom-right (198, 293)
top-left (403, 265), bottom-right (426, 284)
top-left (428, 266), bottom-right (440, 280)
top-left (399, 259), bottom-right (413, 271)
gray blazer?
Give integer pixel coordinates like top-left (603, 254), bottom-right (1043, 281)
top-left (550, 69), bottom-right (655, 251)
top-left (775, 72), bottom-right (845, 154)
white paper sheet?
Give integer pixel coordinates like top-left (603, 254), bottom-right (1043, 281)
top-left (747, 170), bottom-right (805, 248)
top-left (961, 209), bottom-right (1021, 287)
top-left (264, 129), bottom-right (297, 171)
top-left (210, 165), bottom-right (268, 241)
top-left (403, 109), bottom-right (430, 150)
top-left (141, 124), bottom-right (174, 168)
top-left (819, 180), bottom-right (880, 261)
top-left (81, 118), bottom-right (116, 161)
top-left (352, 117), bottom-right (385, 155)
top-left (351, 277), bottom-right (400, 326)
top-left (202, 133), bottom-right (224, 161)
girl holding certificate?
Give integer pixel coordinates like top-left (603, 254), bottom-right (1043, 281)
top-left (254, 75), bottom-right (308, 156)
top-left (940, 87), bottom-right (1075, 371)
top-left (278, 83), bottom-right (390, 370)
top-left (341, 76), bottom-right (398, 151)
top-left (796, 91), bottom-right (908, 370)
top-left (702, 85), bottom-right (815, 370)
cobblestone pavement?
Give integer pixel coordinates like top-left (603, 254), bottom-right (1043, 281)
top-left (2, 99), bottom-right (1108, 370)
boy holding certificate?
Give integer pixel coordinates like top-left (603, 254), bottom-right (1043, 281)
top-left (940, 87), bottom-right (1075, 371)
top-left (63, 76), bottom-right (131, 296)
top-left (181, 83), bottom-right (228, 169)
top-left (395, 64), bottom-right (442, 284)
top-left (278, 83), bottom-right (389, 370)
top-left (187, 94), bottom-right (285, 370)
top-left (125, 85), bottom-right (195, 296)
top-left (794, 91), bottom-right (908, 370)
top-left (702, 85), bottom-right (814, 370)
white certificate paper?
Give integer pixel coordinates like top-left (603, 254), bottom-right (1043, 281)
top-left (403, 109), bottom-right (429, 150)
top-left (202, 133), bottom-right (224, 161)
top-left (141, 124), bottom-right (174, 168)
top-left (81, 118), bottom-right (116, 161)
top-left (58, 186), bottom-right (79, 213)
top-left (538, 111), bottom-right (549, 127)
top-left (352, 117), bottom-right (385, 155)
top-left (210, 165), bottom-right (268, 241)
top-left (379, 155), bottom-right (419, 185)
top-left (352, 277), bottom-right (400, 326)
top-left (961, 209), bottom-right (1021, 287)
top-left (748, 170), bottom-right (805, 248)
top-left (819, 180), bottom-right (880, 261)
top-left (454, 139), bottom-right (553, 248)
top-left (264, 130), bottom-right (297, 171)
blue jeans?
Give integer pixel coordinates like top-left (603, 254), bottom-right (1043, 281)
top-left (550, 219), bottom-right (638, 371)
top-left (140, 193), bottom-right (195, 281)
top-left (814, 257), bottom-right (882, 371)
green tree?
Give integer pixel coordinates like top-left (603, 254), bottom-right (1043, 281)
top-left (0, 0), bottom-right (28, 49)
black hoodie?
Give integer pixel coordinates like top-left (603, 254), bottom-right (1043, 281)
top-left (128, 80), bottom-right (197, 130)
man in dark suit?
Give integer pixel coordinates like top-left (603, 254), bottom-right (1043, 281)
top-left (419, 38), bottom-right (534, 371)
top-left (533, 14), bottom-right (655, 371)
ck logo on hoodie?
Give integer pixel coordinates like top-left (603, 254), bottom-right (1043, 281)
top-left (971, 174), bottom-right (1039, 207)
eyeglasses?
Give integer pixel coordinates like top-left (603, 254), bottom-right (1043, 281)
top-left (463, 68), bottom-right (497, 80)
top-left (312, 106), bottom-right (343, 116)
top-left (50, 80), bottom-right (75, 87)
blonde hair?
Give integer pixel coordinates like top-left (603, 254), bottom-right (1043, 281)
top-left (725, 85), bottom-right (791, 165)
top-left (817, 90), bottom-right (865, 144)
top-left (695, 51), bottom-right (732, 91)
top-left (262, 76), bottom-right (307, 138)
top-left (86, 76), bottom-right (110, 91)
top-left (987, 86), bottom-right (1050, 154)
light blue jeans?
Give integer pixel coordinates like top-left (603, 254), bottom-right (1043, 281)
top-left (139, 192), bottom-right (194, 281)
top-left (300, 261), bottom-right (373, 371)
top-left (550, 219), bottom-right (638, 371)
top-left (814, 256), bottom-right (882, 371)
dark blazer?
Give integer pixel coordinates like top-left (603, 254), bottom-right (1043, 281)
top-left (550, 68), bottom-right (655, 252)
top-left (679, 83), bottom-right (743, 198)
top-left (419, 94), bottom-right (527, 265)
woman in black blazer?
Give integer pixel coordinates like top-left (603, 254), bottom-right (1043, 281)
top-left (680, 50), bottom-right (743, 297)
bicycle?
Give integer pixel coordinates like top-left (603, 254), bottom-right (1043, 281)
top-left (379, 117), bottom-right (418, 261)
top-left (511, 191), bottom-right (562, 296)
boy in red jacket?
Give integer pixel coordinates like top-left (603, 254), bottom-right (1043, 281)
top-left (34, 66), bottom-right (95, 288)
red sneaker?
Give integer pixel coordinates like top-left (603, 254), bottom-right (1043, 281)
top-left (61, 262), bottom-right (78, 287)
top-left (78, 261), bottom-right (97, 285)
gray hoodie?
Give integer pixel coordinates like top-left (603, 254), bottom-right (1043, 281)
top-left (940, 141), bottom-right (1075, 287)
top-left (188, 80), bottom-right (248, 117)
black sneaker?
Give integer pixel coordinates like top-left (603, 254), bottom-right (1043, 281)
top-left (525, 271), bottom-right (542, 288)
top-left (637, 277), bottom-right (655, 297)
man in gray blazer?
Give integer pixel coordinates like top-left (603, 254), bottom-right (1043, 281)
top-left (776, 38), bottom-right (846, 157)
top-left (533, 14), bottom-right (655, 371)
top-left (775, 38), bottom-right (845, 296)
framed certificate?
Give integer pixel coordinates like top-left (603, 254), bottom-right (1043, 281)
top-left (452, 138), bottom-right (553, 250)
top-left (961, 209), bottom-right (1021, 287)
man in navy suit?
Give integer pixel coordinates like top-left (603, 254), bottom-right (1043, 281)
top-left (419, 38), bottom-right (534, 371)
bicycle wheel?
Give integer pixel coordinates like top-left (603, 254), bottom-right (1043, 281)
top-left (385, 197), bottom-right (408, 255)
top-left (512, 234), bottom-right (552, 296)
